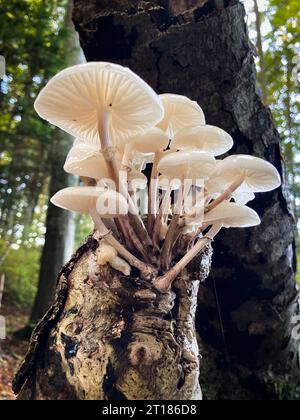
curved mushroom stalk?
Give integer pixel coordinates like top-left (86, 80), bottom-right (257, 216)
top-left (90, 208), bottom-right (157, 281)
top-left (205, 155), bottom-right (281, 213)
top-left (153, 224), bottom-right (222, 294)
top-left (159, 151), bottom-right (216, 271)
top-left (205, 174), bottom-right (244, 213)
top-left (154, 200), bottom-right (261, 293)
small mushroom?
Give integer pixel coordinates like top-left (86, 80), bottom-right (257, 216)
top-left (97, 241), bottom-right (131, 276)
top-left (206, 177), bottom-right (255, 205)
top-left (204, 201), bottom-right (261, 228)
top-left (157, 94), bottom-right (205, 139)
top-left (64, 139), bottom-right (122, 181)
top-left (50, 186), bottom-right (155, 279)
top-left (171, 125), bottom-right (234, 156)
top-left (109, 257), bottom-right (131, 276)
top-left (205, 155), bottom-right (281, 213)
top-left (158, 149), bottom-right (216, 182)
top-left (35, 62), bottom-right (163, 148)
top-left (51, 186), bottom-right (129, 218)
top-left (122, 128), bottom-right (169, 167)
top-left (97, 241), bottom-right (118, 265)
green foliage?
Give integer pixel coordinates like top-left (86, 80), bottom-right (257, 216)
top-left (266, 0), bottom-right (300, 215)
top-left (0, 0), bottom-right (73, 304)
top-left (0, 241), bottom-right (41, 306)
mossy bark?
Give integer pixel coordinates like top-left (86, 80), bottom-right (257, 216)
top-left (13, 235), bottom-right (212, 400)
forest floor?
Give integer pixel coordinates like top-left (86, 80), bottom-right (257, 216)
top-left (0, 298), bottom-right (30, 400)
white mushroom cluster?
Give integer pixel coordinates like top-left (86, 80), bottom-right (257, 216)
top-left (34, 62), bottom-right (281, 292)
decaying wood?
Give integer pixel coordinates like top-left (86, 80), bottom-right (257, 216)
top-left (14, 233), bottom-right (212, 400)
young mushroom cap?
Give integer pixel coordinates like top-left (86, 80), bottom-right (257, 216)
top-left (232, 190), bottom-right (255, 205)
top-left (204, 202), bottom-right (261, 228)
top-left (122, 128), bottom-right (169, 167)
top-left (157, 94), bottom-right (205, 139)
top-left (206, 177), bottom-right (255, 205)
top-left (128, 171), bottom-right (148, 190)
top-left (158, 175), bottom-right (182, 191)
top-left (34, 62), bottom-right (164, 147)
top-left (210, 154), bottom-right (281, 192)
top-left (125, 128), bottom-right (169, 154)
top-left (64, 140), bottom-right (110, 180)
top-left (171, 125), bottom-right (234, 156)
top-left (97, 241), bottom-right (118, 265)
top-left (51, 186), bottom-right (129, 218)
top-left (158, 149), bottom-right (216, 180)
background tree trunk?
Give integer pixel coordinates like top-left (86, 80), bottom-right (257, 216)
top-left (70, 0), bottom-right (299, 400)
top-left (30, 131), bottom-right (76, 324)
top-left (30, 1), bottom-right (81, 324)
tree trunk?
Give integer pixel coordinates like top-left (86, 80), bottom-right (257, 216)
top-left (14, 234), bottom-right (212, 400)
top-left (30, 132), bottom-right (76, 323)
top-left (14, 0), bottom-right (299, 400)
top-left (30, 1), bottom-right (79, 324)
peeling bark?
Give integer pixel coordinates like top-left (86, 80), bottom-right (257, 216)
top-left (13, 234), bottom-right (212, 400)
top-left (70, 0), bottom-right (299, 399)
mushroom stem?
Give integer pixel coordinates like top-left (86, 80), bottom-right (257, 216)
top-left (119, 215), bottom-right (151, 263)
top-left (160, 180), bottom-right (185, 271)
top-left (153, 224), bottom-right (222, 293)
top-left (98, 113), bottom-right (152, 254)
top-left (152, 184), bottom-right (172, 247)
top-left (90, 208), bottom-right (156, 280)
top-left (205, 175), bottom-right (244, 213)
top-left (98, 112), bottom-right (120, 185)
top-left (147, 152), bottom-right (161, 233)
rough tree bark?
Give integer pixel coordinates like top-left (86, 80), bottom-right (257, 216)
top-left (14, 0), bottom-right (299, 400)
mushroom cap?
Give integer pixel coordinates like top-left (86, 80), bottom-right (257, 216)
top-left (35, 62), bottom-right (164, 148)
top-left (158, 175), bottom-right (182, 191)
top-left (158, 150), bottom-right (216, 180)
top-left (125, 128), bottom-right (169, 154)
top-left (171, 125), bottom-right (234, 156)
top-left (232, 190), bottom-right (255, 205)
top-left (64, 141), bottom-right (110, 180)
top-left (96, 190), bottom-right (129, 217)
top-left (206, 176), bottom-right (255, 205)
top-left (204, 202), bottom-right (261, 228)
top-left (51, 186), bottom-right (129, 217)
top-left (210, 155), bottom-right (281, 192)
top-left (128, 171), bottom-right (148, 190)
top-left (97, 242), bottom-right (118, 265)
top-left (157, 94), bottom-right (205, 138)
